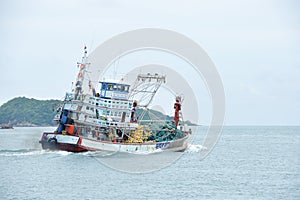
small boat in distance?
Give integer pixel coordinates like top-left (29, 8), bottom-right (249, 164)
top-left (40, 46), bottom-right (191, 153)
top-left (0, 124), bottom-right (13, 129)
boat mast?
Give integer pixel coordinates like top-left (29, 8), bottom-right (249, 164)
top-left (74, 46), bottom-right (88, 100)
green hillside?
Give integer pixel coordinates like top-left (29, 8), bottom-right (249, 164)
top-left (0, 97), bottom-right (61, 126)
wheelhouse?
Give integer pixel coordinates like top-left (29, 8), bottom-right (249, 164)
top-left (99, 82), bottom-right (130, 100)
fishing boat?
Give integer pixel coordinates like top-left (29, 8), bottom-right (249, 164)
top-left (40, 47), bottom-right (191, 153)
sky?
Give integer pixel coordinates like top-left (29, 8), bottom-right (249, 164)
top-left (0, 0), bottom-right (299, 125)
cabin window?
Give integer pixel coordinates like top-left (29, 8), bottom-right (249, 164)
top-left (124, 86), bottom-right (129, 92)
top-left (102, 84), bottom-right (106, 90)
top-left (113, 85), bottom-right (118, 90)
top-left (108, 84), bottom-right (113, 90)
top-left (117, 85), bottom-right (122, 91)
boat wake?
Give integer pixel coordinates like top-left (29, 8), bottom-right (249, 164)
top-left (0, 144), bottom-right (206, 157)
top-left (0, 149), bottom-right (73, 157)
top-left (82, 144), bottom-right (206, 157)
top-left (127, 149), bottom-right (163, 155)
top-left (81, 151), bottom-right (118, 157)
top-left (81, 149), bottom-right (163, 157)
top-left (185, 144), bottom-right (208, 153)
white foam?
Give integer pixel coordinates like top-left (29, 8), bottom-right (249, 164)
top-left (54, 151), bottom-right (73, 156)
top-left (185, 144), bottom-right (207, 153)
top-left (0, 149), bottom-right (46, 157)
top-left (128, 148), bottom-right (163, 155)
top-left (0, 149), bottom-right (75, 157)
top-left (81, 151), bottom-right (118, 157)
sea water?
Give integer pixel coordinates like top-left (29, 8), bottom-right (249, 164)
top-left (0, 126), bottom-right (299, 199)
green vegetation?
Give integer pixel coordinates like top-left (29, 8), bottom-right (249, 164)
top-left (0, 97), bottom-right (61, 126)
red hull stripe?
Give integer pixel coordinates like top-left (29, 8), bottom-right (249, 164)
top-left (57, 143), bottom-right (87, 152)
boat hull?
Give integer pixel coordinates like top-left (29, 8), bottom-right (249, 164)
top-left (40, 140), bottom-right (87, 152)
top-left (40, 132), bottom-right (189, 153)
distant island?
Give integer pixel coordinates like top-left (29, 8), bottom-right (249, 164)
top-left (0, 97), bottom-right (197, 127)
top-left (0, 97), bottom-right (61, 127)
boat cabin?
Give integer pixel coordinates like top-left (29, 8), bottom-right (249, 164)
top-left (99, 81), bottom-right (130, 100)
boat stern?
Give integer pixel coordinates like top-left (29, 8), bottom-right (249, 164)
top-left (39, 132), bottom-right (86, 152)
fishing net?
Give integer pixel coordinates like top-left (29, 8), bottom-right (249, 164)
top-left (148, 123), bottom-right (185, 142)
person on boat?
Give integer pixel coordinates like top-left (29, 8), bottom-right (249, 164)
top-left (130, 101), bottom-right (138, 123)
top-left (95, 109), bottom-right (99, 119)
top-left (109, 127), bottom-right (116, 141)
top-left (174, 97), bottom-right (181, 126)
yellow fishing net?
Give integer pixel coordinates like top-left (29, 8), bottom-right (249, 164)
top-left (125, 125), bottom-right (152, 143)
